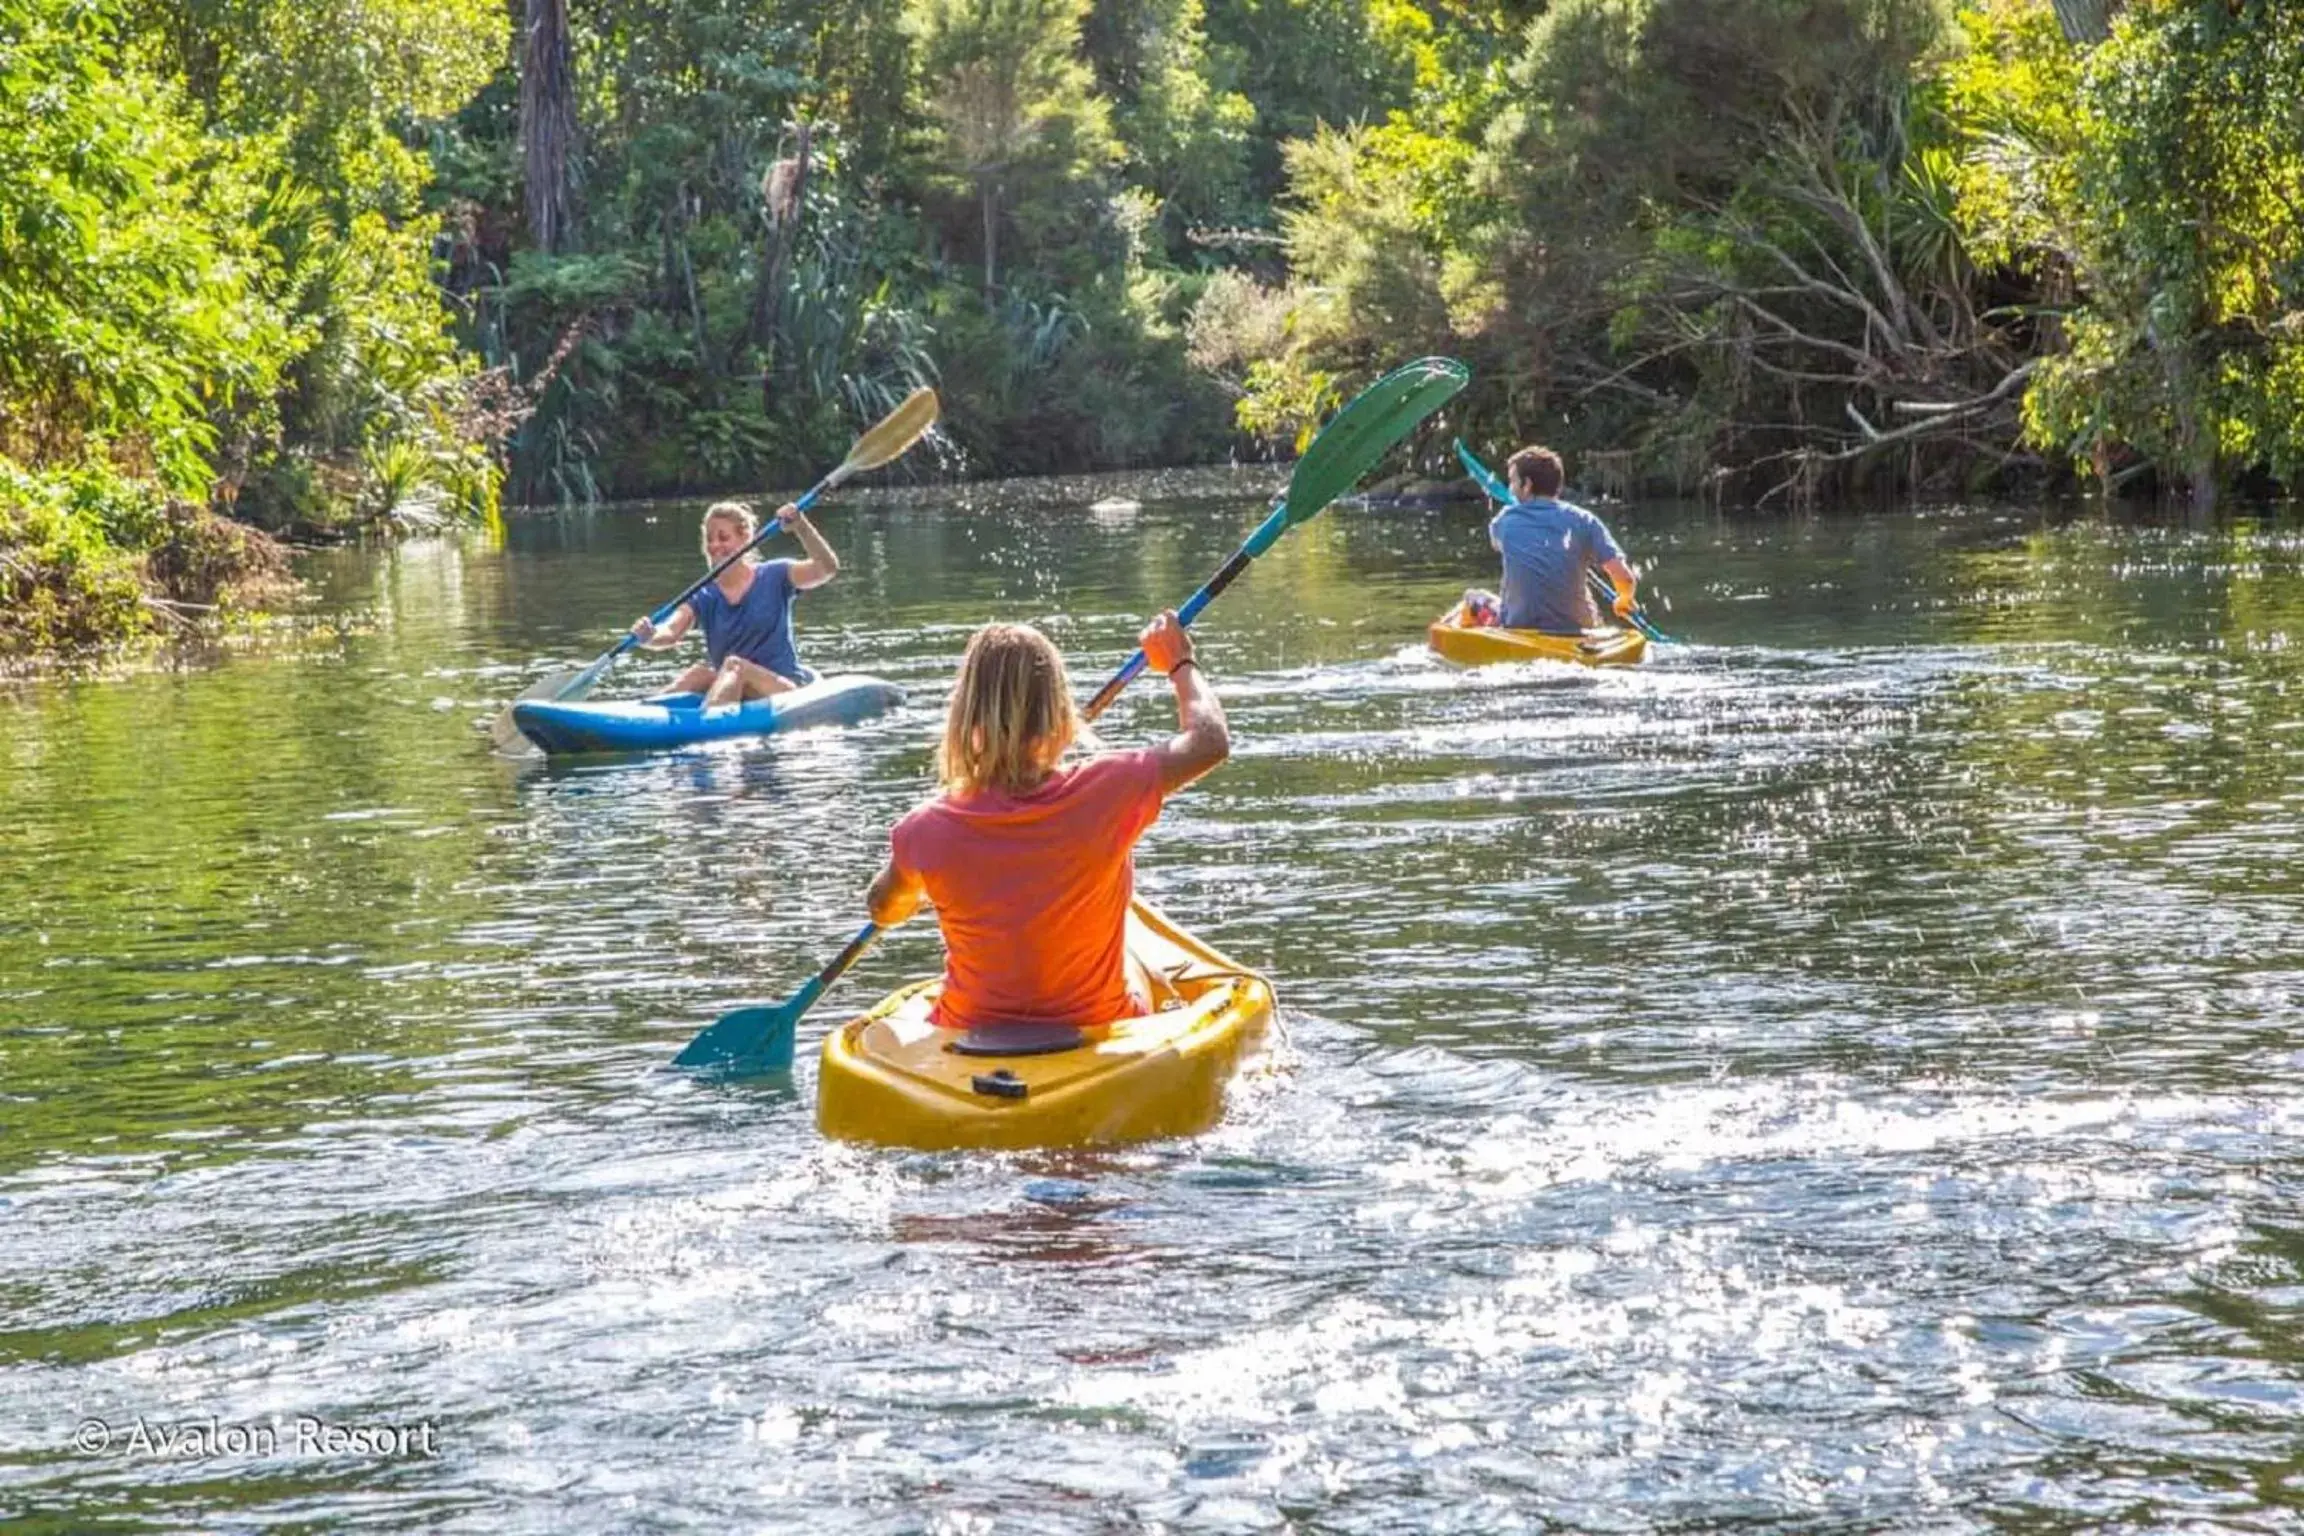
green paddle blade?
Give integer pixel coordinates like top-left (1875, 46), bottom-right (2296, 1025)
top-left (1275, 357), bottom-right (1468, 538)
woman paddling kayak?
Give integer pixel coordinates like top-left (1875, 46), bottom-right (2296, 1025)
top-left (864, 612), bottom-right (1228, 1033)
top-left (628, 500), bottom-right (839, 705)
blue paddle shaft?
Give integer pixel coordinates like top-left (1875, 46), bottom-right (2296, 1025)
top-left (803, 921), bottom-right (880, 1009)
top-left (1237, 498), bottom-right (1292, 560)
top-left (1079, 499), bottom-right (1279, 718)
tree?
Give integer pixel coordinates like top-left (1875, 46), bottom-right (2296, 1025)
top-left (1085, 0), bottom-right (1256, 247)
top-left (1951, 0), bottom-right (2304, 507)
top-left (2049, 0), bottom-right (2117, 43)
top-left (915, 0), bottom-right (1113, 296)
top-left (1200, 0), bottom-right (1426, 204)
top-left (522, 0), bottom-right (578, 252)
top-left (1457, 0), bottom-right (1976, 499)
top-left (749, 121), bottom-right (813, 360)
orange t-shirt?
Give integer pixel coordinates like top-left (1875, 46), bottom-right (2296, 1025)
top-left (889, 749), bottom-right (1167, 1031)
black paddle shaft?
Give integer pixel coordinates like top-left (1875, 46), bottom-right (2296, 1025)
top-left (1080, 545), bottom-right (1253, 718)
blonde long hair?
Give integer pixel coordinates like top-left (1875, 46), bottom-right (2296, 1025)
top-left (700, 500), bottom-right (757, 558)
top-left (937, 623), bottom-right (1082, 796)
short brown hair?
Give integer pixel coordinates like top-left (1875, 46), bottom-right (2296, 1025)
top-left (937, 623), bottom-right (1081, 796)
top-left (1505, 446), bottom-right (1565, 500)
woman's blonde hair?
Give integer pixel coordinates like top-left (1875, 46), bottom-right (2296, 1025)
top-left (937, 623), bottom-right (1081, 796)
top-left (700, 500), bottom-right (757, 557)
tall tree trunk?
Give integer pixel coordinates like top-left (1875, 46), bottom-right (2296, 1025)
top-left (750, 123), bottom-right (814, 370)
top-left (2190, 457), bottom-right (2218, 516)
top-left (521, 0), bottom-right (577, 253)
top-left (981, 176), bottom-right (1000, 301)
top-left (2148, 312), bottom-right (2216, 512)
top-left (2049, 0), bottom-right (2117, 44)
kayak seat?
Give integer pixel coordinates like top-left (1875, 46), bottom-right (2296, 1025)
top-left (946, 1023), bottom-right (1091, 1057)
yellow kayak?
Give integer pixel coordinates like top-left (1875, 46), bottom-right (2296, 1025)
top-left (1427, 601), bottom-right (1647, 667)
top-left (817, 900), bottom-right (1274, 1151)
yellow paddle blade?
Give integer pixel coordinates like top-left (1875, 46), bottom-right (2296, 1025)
top-left (488, 666), bottom-right (587, 754)
top-left (832, 387), bottom-right (939, 482)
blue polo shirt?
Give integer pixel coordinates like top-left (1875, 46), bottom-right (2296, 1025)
top-left (1489, 498), bottom-right (1625, 634)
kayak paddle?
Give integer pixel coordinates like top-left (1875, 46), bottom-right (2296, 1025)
top-left (1451, 437), bottom-right (1673, 645)
top-left (674, 356), bottom-right (1470, 1073)
top-left (490, 387), bottom-right (942, 754)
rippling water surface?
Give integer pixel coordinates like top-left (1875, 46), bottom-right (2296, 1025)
top-left (5, 472), bottom-right (2303, 1532)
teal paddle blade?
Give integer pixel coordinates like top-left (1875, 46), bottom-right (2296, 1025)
top-left (1454, 437), bottom-right (1509, 504)
top-left (672, 920), bottom-right (877, 1074)
top-left (672, 1002), bottom-right (799, 1072)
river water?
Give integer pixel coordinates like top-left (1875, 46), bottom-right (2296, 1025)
top-left (3, 470), bottom-right (2301, 1532)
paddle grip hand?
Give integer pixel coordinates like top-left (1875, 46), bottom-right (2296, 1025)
top-left (1140, 611), bottom-right (1194, 675)
top-left (1082, 548), bottom-right (1248, 718)
top-left (626, 589), bottom-right (693, 650)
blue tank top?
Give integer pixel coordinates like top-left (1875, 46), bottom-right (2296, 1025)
top-left (685, 559), bottom-right (811, 681)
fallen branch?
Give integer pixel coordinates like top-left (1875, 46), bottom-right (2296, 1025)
top-left (1809, 359), bottom-right (2038, 461)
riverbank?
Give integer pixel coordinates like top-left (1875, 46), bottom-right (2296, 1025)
top-left (1, 494), bottom-right (301, 667)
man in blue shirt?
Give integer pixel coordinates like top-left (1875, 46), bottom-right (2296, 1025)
top-left (1469, 445), bottom-right (1639, 634)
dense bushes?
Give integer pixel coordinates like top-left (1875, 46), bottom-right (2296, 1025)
top-left (1219, 0), bottom-right (2304, 506)
top-left (11, 0), bottom-right (2304, 658)
top-left (0, 0), bottom-right (505, 655)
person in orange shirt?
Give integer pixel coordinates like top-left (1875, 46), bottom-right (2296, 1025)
top-left (863, 611), bottom-right (1227, 1031)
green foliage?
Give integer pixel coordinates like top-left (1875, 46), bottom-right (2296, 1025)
top-left (125, 0), bottom-right (510, 526)
top-left (429, 0), bottom-right (1253, 503)
top-left (1202, 0), bottom-right (1431, 201)
top-left (1, 0), bottom-right (509, 655)
top-left (0, 458), bottom-right (160, 655)
top-left (1951, 0), bottom-right (2304, 503)
top-left (914, 0), bottom-right (1119, 291)
top-left (1232, 0), bottom-right (1988, 497)
top-left (17, 0), bottom-right (2304, 665)
top-left (1086, 0), bottom-right (1257, 244)
top-left (0, 453), bottom-right (298, 657)
top-left (0, 0), bottom-right (268, 497)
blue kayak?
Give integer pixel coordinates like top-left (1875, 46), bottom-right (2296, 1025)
top-left (512, 674), bottom-right (904, 755)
